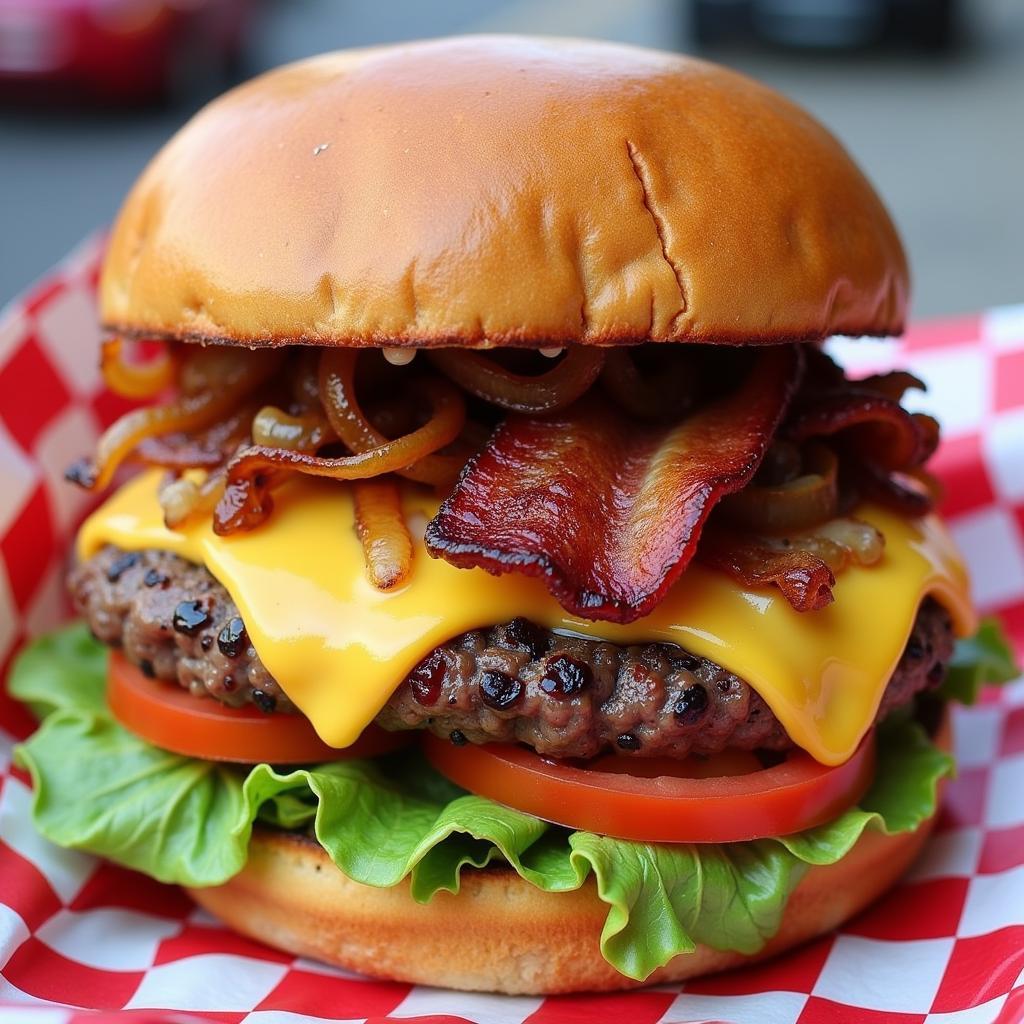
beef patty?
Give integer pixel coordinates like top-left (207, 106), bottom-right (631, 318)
top-left (71, 545), bottom-right (955, 759)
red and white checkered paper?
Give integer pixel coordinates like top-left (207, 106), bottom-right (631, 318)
top-left (1, 236), bottom-right (1023, 1024)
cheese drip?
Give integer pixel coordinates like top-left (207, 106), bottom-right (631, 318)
top-left (78, 471), bottom-right (975, 765)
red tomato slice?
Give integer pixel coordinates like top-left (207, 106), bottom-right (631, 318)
top-left (108, 652), bottom-right (409, 764)
top-left (423, 731), bottom-right (877, 844)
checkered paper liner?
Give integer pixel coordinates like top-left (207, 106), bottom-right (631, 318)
top-left (1, 236), bottom-right (1023, 1024)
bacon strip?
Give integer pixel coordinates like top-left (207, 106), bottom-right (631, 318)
top-left (425, 346), bottom-right (803, 624)
top-left (700, 531), bottom-right (837, 612)
top-left (701, 516), bottom-right (884, 613)
top-left (786, 390), bottom-right (936, 472)
top-left (787, 353), bottom-right (937, 475)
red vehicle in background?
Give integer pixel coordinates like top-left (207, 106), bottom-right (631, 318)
top-left (0, 0), bottom-right (254, 105)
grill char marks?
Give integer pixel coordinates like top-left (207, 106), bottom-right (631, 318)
top-left (71, 545), bottom-right (954, 759)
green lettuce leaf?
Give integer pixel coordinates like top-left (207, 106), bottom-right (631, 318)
top-left (940, 617), bottom-right (1020, 705)
top-left (7, 623), bottom-right (972, 981)
top-left (17, 710), bottom-right (251, 884)
top-left (568, 833), bottom-right (804, 976)
top-left (8, 621), bottom-right (107, 719)
top-left (779, 718), bottom-right (952, 864)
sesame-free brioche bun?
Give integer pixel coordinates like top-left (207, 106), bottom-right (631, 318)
top-left (188, 813), bottom-right (936, 995)
top-left (101, 36), bottom-right (907, 351)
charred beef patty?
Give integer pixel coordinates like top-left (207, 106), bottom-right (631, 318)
top-left (71, 545), bottom-right (954, 759)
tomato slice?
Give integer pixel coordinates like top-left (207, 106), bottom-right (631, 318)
top-left (108, 652), bottom-right (409, 764)
top-left (423, 731), bottom-right (877, 843)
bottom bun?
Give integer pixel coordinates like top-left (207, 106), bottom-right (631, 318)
top-left (188, 811), bottom-right (937, 995)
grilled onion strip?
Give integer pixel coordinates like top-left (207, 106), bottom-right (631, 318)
top-left (216, 377), bottom-right (465, 534)
top-left (427, 346), bottom-right (605, 414)
top-left (353, 478), bottom-right (414, 590)
top-left (137, 400), bottom-right (262, 470)
top-left (252, 406), bottom-right (332, 451)
top-left (288, 349), bottom-right (322, 411)
top-left (100, 337), bottom-right (178, 399)
top-left (701, 516), bottom-right (884, 613)
top-left (68, 349), bottom-right (284, 491)
top-left (722, 442), bottom-right (839, 534)
top-left (319, 350), bottom-right (466, 486)
top-left (159, 468), bottom-right (229, 529)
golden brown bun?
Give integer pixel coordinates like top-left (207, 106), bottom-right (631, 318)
top-left (188, 814), bottom-right (935, 995)
top-left (102, 36), bottom-right (907, 350)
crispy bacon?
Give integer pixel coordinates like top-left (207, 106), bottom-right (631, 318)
top-left (701, 516), bottom-right (885, 613)
top-left (787, 353), bottom-right (937, 478)
top-left (700, 531), bottom-right (837, 612)
top-left (425, 345), bottom-right (803, 624)
top-left (779, 352), bottom-right (941, 522)
top-left (856, 464), bottom-right (943, 517)
top-left (786, 391), bottom-right (935, 472)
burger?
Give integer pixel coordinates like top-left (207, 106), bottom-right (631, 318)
top-left (10, 36), bottom-right (1017, 995)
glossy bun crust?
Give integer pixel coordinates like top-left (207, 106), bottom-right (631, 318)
top-left (189, 815), bottom-right (935, 995)
top-left (102, 36), bottom-right (907, 350)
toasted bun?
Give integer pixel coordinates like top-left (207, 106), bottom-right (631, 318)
top-left (102, 36), bottom-right (907, 350)
top-left (188, 813), bottom-right (935, 995)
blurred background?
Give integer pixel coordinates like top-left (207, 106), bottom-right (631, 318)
top-left (1, 0), bottom-right (1021, 321)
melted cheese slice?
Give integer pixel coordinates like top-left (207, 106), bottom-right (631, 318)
top-left (78, 470), bottom-right (975, 765)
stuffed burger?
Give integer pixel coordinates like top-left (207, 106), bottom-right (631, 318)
top-left (10, 36), bottom-right (1018, 994)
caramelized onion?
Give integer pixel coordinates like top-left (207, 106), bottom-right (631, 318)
top-left (100, 337), bottom-right (177, 399)
top-left (177, 346), bottom-right (271, 396)
top-left (721, 443), bottom-right (839, 534)
top-left (216, 377), bottom-right (465, 534)
top-left (318, 350), bottom-right (466, 487)
top-left (756, 439), bottom-right (803, 483)
top-left (600, 348), bottom-right (695, 420)
top-left (136, 401), bottom-right (260, 470)
top-left (427, 346), bottom-right (605, 414)
top-left (159, 469), bottom-right (227, 529)
top-left (785, 356), bottom-right (940, 515)
top-left (288, 349), bottom-right (322, 411)
top-left (353, 478), bottom-right (413, 590)
top-left (807, 517), bottom-right (885, 568)
top-left (67, 350), bottom-right (284, 492)
top-left (252, 406), bottom-right (332, 451)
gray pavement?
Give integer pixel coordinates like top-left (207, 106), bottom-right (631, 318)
top-left (2, 0), bottom-right (1021, 320)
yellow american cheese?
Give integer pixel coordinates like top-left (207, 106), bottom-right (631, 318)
top-left (78, 470), bottom-right (975, 765)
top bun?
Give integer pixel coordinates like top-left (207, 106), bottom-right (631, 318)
top-left (101, 36), bottom-right (908, 350)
